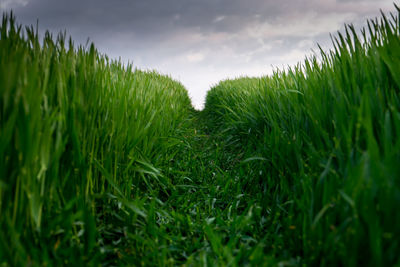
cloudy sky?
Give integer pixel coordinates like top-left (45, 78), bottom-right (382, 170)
top-left (0, 0), bottom-right (396, 108)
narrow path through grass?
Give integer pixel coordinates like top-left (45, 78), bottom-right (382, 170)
top-left (106, 111), bottom-right (296, 266)
top-left (2, 8), bottom-right (400, 266)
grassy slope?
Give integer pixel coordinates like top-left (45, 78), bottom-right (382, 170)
top-left (1, 6), bottom-right (400, 267)
top-left (203, 6), bottom-right (400, 266)
top-left (0, 13), bottom-right (193, 265)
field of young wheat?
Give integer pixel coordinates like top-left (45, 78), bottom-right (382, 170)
top-left (1, 6), bottom-right (399, 266)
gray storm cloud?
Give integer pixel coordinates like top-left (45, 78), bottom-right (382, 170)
top-left (1, 0), bottom-right (396, 108)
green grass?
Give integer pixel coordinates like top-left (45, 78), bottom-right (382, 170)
top-left (203, 6), bottom-right (400, 266)
top-left (0, 12), bottom-right (193, 265)
top-left (1, 5), bottom-right (400, 266)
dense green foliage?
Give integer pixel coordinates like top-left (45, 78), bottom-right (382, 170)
top-left (0, 13), bottom-right (193, 265)
top-left (1, 6), bottom-right (400, 266)
top-left (204, 7), bottom-right (400, 266)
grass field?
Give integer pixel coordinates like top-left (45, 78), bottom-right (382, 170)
top-left (1, 6), bottom-right (400, 266)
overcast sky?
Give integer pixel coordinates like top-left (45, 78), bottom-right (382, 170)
top-left (1, 0), bottom-right (396, 109)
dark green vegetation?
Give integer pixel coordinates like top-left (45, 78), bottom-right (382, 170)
top-left (1, 6), bottom-right (400, 266)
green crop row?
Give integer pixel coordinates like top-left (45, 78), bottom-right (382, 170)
top-left (0, 13), bottom-right (192, 265)
top-left (203, 6), bottom-right (400, 266)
